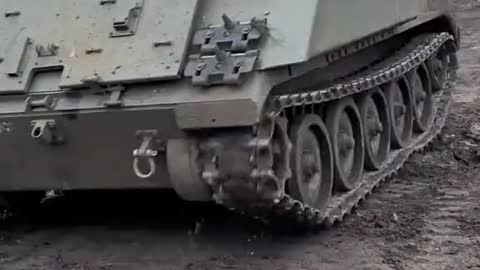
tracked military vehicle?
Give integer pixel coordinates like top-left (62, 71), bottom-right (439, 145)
top-left (0, 0), bottom-right (459, 228)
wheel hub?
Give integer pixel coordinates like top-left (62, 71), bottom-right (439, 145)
top-left (386, 80), bottom-right (413, 150)
top-left (410, 67), bottom-right (434, 133)
top-left (432, 57), bottom-right (444, 79)
top-left (302, 151), bottom-right (320, 179)
top-left (327, 97), bottom-right (365, 191)
top-left (299, 131), bottom-right (322, 204)
top-left (394, 103), bottom-right (406, 130)
top-left (366, 111), bottom-right (382, 154)
top-left (338, 116), bottom-right (355, 177)
top-left (288, 114), bottom-right (334, 210)
top-left (412, 73), bottom-right (426, 119)
top-left (391, 85), bottom-right (408, 138)
top-left (359, 89), bottom-right (391, 171)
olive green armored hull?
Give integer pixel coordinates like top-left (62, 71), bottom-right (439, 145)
top-left (0, 0), bottom-right (460, 228)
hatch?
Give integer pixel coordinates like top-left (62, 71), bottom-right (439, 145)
top-left (0, 0), bottom-right (198, 93)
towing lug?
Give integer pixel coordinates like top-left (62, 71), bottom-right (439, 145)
top-left (30, 119), bottom-right (64, 145)
top-left (132, 130), bottom-right (164, 179)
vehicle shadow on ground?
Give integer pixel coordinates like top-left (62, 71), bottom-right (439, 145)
top-left (0, 191), bottom-right (334, 259)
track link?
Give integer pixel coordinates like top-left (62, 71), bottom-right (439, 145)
top-left (200, 32), bottom-right (458, 229)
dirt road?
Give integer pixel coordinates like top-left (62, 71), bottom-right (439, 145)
top-left (1, 1), bottom-right (480, 270)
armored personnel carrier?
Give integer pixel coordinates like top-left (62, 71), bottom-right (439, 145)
top-left (0, 0), bottom-right (459, 228)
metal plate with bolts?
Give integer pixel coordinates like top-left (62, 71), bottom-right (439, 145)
top-left (0, 0), bottom-right (199, 92)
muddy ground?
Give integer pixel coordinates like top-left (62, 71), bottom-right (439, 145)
top-left (1, 1), bottom-right (480, 270)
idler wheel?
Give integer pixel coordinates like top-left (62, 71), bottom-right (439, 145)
top-left (167, 139), bottom-right (212, 202)
top-left (384, 78), bottom-right (413, 149)
top-left (288, 114), bottom-right (333, 211)
top-left (409, 65), bottom-right (433, 133)
top-left (358, 88), bottom-right (391, 171)
top-left (326, 97), bottom-right (365, 191)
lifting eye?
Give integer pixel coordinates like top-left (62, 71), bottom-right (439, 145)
top-left (241, 32), bottom-right (248, 41)
top-left (233, 61), bottom-right (243, 74)
top-left (204, 30), bottom-right (215, 45)
top-left (233, 65), bottom-right (241, 74)
top-left (241, 26), bottom-right (251, 41)
top-left (31, 126), bottom-right (43, 138)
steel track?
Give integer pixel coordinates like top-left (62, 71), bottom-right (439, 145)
top-left (201, 32), bottom-right (457, 229)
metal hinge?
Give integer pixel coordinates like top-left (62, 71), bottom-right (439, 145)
top-left (101, 0), bottom-right (144, 38)
top-left (184, 49), bottom-right (258, 86)
top-left (103, 85), bottom-right (125, 107)
top-left (80, 75), bottom-right (125, 107)
top-left (184, 14), bottom-right (267, 86)
top-left (25, 95), bottom-right (57, 111)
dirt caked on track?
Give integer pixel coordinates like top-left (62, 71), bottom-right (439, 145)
top-left (1, 1), bottom-right (480, 269)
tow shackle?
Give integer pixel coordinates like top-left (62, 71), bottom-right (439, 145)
top-left (132, 130), bottom-right (160, 179)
